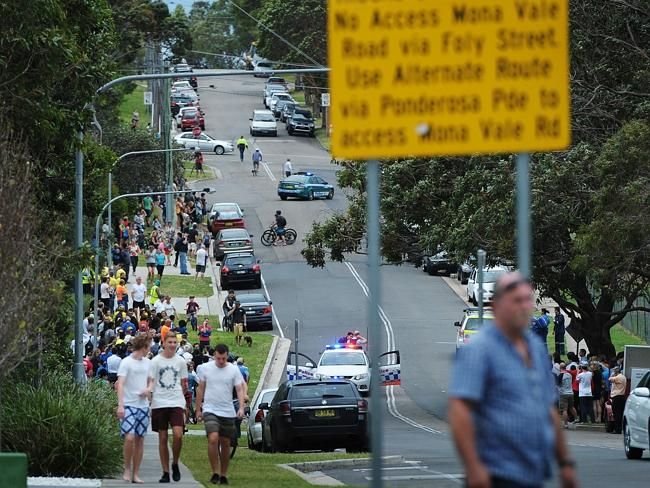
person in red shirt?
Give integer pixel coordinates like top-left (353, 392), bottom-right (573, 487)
top-left (192, 124), bottom-right (201, 138)
top-left (83, 354), bottom-right (94, 378)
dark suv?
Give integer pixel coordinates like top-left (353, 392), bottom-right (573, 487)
top-left (287, 113), bottom-right (316, 137)
top-left (261, 380), bottom-right (369, 452)
top-left (423, 251), bottom-right (457, 276)
top-left (220, 252), bottom-right (261, 289)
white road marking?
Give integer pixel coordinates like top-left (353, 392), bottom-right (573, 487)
top-left (261, 274), bottom-right (284, 338)
top-left (434, 341), bottom-right (457, 345)
top-left (262, 162), bottom-right (276, 181)
top-left (344, 262), bottom-right (441, 435)
top-left (366, 474), bottom-right (464, 482)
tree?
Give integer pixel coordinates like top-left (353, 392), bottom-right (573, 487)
top-left (189, 0), bottom-right (242, 64)
top-left (164, 5), bottom-right (193, 58)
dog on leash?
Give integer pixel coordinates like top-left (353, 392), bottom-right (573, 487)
top-left (243, 335), bottom-right (253, 347)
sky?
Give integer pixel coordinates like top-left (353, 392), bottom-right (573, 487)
top-left (163, 0), bottom-right (195, 13)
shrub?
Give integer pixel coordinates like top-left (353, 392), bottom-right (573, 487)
top-left (0, 372), bottom-right (122, 477)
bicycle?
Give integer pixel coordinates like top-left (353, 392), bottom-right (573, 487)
top-left (261, 226), bottom-right (297, 246)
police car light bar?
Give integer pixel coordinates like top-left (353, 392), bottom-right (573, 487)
top-left (326, 344), bottom-right (362, 350)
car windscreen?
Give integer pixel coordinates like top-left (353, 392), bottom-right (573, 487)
top-left (257, 62), bottom-right (272, 68)
top-left (275, 94), bottom-right (291, 100)
top-left (292, 114), bottom-right (310, 122)
top-left (182, 111), bottom-right (198, 119)
top-left (483, 271), bottom-right (506, 283)
top-left (320, 351), bottom-right (367, 366)
top-left (217, 211), bottom-right (241, 220)
top-left (254, 113), bottom-right (275, 122)
top-left (212, 205), bottom-right (238, 214)
top-left (220, 229), bottom-right (249, 239)
top-left (291, 383), bottom-right (356, 400)
top-left (464, 318), bottom-right (495, 331)
top-left (238, 294), bottom-right (266, 303)
top-left (225, 255), bottom-right (255, 266)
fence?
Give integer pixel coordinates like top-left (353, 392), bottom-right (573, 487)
top-left (619, 296), bottom-right (650, 344)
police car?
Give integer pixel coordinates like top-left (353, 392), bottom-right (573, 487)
top-left (454, 308), bottom-right (495, 351)
top-left (277, 172), bottom-right (334, 201)
top-left (287, 344), bottom-right (401, 396)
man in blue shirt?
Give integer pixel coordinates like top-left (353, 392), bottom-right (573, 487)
top-left (449, 272), bottom-right (577, 488)
top-left (554, 307), bottom-right (566, 354)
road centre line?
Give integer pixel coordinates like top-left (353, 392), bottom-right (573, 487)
top-left (344, 262), bottom-right (441, 435)
top-left (262, 162), bottom-right (276, 181)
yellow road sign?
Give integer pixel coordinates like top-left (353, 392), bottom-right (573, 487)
top-left (328, 0), bottom-right (570, 159)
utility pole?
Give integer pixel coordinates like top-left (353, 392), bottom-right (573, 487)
top-left (162, 77), bottom-right (174, 224)
top-left (73, 130), bottom-right (85, 384)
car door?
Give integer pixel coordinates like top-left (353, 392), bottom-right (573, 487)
top-left (467, 270), bottom-right (476, 299)
top-left (286, 352), bottom-right (317, 381)
top-left (307, 177), bottom-right (323, 196)
top-left (197, 134), bottom-right (211, 151)
top-left (377, 350), bottom-right (401, 386)
top-left (632, 372), bottom-right (650, 445)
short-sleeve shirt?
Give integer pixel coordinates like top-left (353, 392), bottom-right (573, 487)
top-left (198, 362), bottom-right (244, 418)
top-left (449, 324), bottom-right (556, 486)
top-left (118, 356), bottom-right (151, 408)
top-left (577, 371), bottom-right (593, 397)
top-left (132, 283), bottom-right (147, 302)
top-left (149, 354), bottom-right (188, 409)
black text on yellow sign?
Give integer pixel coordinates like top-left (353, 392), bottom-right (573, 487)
top-left (328, 0), bottom-right (571, 159)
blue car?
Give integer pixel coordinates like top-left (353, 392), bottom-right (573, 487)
top-left (277, 173), bottom-right (334, 201)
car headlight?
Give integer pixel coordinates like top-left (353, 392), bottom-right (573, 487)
top-left (353, 373), bottom-right (369, 381)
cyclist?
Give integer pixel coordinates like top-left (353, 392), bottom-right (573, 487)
top-left (236, 136), bottom-right (248, 163)
top-left (251, 148), bottom-right (263, 175)
top-left (273, 210), bottom-right (287, 246)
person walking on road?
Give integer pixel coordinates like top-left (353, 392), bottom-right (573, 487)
top-left (283, 158), bottom-right (292, 178)
top-left (236, 136), bottom-right (248, 163)
top-left (251, 148), bottom-right (263, 176)
top-left (155, 247), bottom-right (166, 279)
top-left (449, 272), bottom-right (577, 488)
top-left (148, 333), bottom-right (189, 483)
top-left (609, 367), bottom-right (627, 434)
top-left (195, 343), bottom-right (246, 486)
top-left (116, 334), bottom-right (151, 484)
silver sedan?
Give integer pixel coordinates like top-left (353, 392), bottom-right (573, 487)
top-left (173, 132), bottom-right (234, 155)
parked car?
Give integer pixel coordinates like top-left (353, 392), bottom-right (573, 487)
top-left (261, 380), bottom-right (369, 452)
top-left (263, 84), bottom-right (286, 107)
top-left (178, 107), bottom-right (205, 131)
top-left (253, 61), bottom-right (273, 77)
top-left (249, 109), bottom-right (277, 137)
top-left (287, 113), bottom-right (316, 137)
top-left (457, 257), bottom-right (476, 284)
top-left (454, 308), bottom-right (495, 351)
top-left (623, 370), bottom-right (650, 459)
top-left (172, 80), bottom-right (193, 93)
top-left (173, 132), bottom-right (234, 155)
top-left (213, 228), bottom-right (253, 261)
top-left (173, 63), bottom-right (192, 73)
top-left (209, 202), bottom-right (245, 230)
top-left (220, 252), bottom-right (262, 290)
top-left (283, 104), bottom-right (313, 125)
top-left (422, 252), bottom-right (456, 276)
top-left (247, 388), bottom-right (278, 450)
top-left (466, 266), bottom-right (509, 305)
top-left (237, 292), bottom-right (273, 331)
top-left (277, 173), bottom-right (334, 201)
top-left (269, 93), bottom-right (294, 116)
top-left (266, 76), bottom-right (287, 87)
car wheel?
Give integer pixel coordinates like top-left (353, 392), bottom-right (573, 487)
top-left (200, 124), bottom-right (205, 130)
top-left (624, 421), bottom-right (644, 459)
top-left (307, 190), bottom-right (314, 201)
top-left (273, 131), bottom-right (278, 137)
top-left (250, 128), bottom-right (253, 136)
top-left (427, 267), bottom-right (434, 276)
top-left (215, 145), bottom-right (225, 155)
top-left (326, 189), bottom-right (334, 200)
top-left (280, 195), bottom-right (288, 201)
top-left (220, 279), bottom-right (228, 290)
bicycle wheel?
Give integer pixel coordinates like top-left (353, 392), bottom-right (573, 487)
top-left (261, 229), bottom-right (276, 246)
top-left (285, 229), bottom-right (297, 245)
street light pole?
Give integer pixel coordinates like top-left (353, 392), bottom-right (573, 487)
top-left (73, 130), bottom-right (85, 384)
top-left (93, 187), bottom-right (214, 344)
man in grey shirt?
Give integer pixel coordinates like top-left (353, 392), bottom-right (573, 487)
top-left (449, 272), bottom-right (578, 488)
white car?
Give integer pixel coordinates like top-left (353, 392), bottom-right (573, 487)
top-left (313, 345), bottom-right (371, 395)
top-left (172, 81), bottom-right (193, 92)
top-left (253, 61), bottom-right (273, 77)
top-left (624, 371), bottom-right (650, 459)
top-left (249, 110), bottom-right (277, 137)
top-left (269, 93), bottom-right (294, 112)
top-left (173, 132), bottom-right (234, 155)
top-left (466, 266), bottom-right (508, 305)
top-left (247, 387), bottom-right (278, 451)
top-left (263, 85), bottom-right (287, 108)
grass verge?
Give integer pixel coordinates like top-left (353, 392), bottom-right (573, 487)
top-left (119, 84), bottom-right (147, 125)
top-left (158, 275), bottom-right (214, 297)
top-left (184, 160), bottom-right (214, 180)
top-left (314, 126), bottom-right (330, 151)
top-left (182, 436), bottom-right (365, 487)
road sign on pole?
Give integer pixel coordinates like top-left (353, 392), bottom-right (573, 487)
top-left (321, 93), bottom-right (330, 107)
top-left (328, 0), bottom-right (570, 159)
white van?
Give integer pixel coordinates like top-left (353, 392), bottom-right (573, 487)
top-left (250, 109), bottom-right (278, 137)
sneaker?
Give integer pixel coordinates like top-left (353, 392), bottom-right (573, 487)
top-left (219, 476), bottom-right (229, 485)
top-left (210, 474), bottom-right (220, 485)
top-left (172, 464), bottom-right (181, 482)
top-left (159, 472), bottom-right (170, 483)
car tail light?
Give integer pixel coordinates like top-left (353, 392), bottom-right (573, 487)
top-left (254, 409), bottom-right (264, 423)
top-left (253, 264), bottom-right (261, 273)
top-left (222, 266), bottom-right (230, 274)
top-left (262, 305), bottom-right (272, 314)
top-left (279, 401), bottom-right (291, 416)
top-left (357, 399), bottom-right (368, 413)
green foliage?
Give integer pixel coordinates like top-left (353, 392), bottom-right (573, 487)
top-left (0, 373), bottom-right (121, 477)
top-left (189, 0), bottom-right (244, 62)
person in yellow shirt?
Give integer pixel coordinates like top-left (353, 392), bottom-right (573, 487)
top-left (116, 266), bottom-right (127, 283)
top-left (109, 272), bottom-right (119, 312)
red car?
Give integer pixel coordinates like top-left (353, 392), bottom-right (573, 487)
top-left (179, 107), bottom-right (205, 131)
top-left (209, 203), bottom-right (246, 235)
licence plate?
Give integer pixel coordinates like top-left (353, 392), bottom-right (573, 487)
top-left (314, 409), bottom-right (335, 418)
top-left (236, 270), bottom-right (247, 274)
top-left (225, 223), bottom-right (233, 227)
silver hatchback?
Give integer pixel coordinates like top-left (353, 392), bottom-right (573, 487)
top-left (213, 228), bottom-right (253, 261)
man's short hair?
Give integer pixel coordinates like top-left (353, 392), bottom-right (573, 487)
top-left (164, 333), bottom-right (177, 342)
top-left (215, 343), bottom-right (229, 355)
top-left (492, 272), bottom-right (531, 301)
top-left (131, 334), bottom-right (150, 351)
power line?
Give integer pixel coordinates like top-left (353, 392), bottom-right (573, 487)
top-left (225, 0), bottom-right (324, 67)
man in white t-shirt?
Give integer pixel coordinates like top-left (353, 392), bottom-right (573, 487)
top-left (283, 158), bottom-right (292, 178)
top-left (195, 244), bottom-right (208, 279)
top-left (196, 343), bottom-right (245, 485)
top-left (148, 333), bottom-right (189, 483)
top-left (107, 347), bottom-right (123, 384)
top-left (131, 276), bottom-right (147, 320)
top-left (576, 365), bottom-right (595, 423)
top-left (162, 296), bottom-right (176, 318)
top-left (116, 335), bottom-right (151, 484)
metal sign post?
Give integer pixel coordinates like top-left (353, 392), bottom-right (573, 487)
top-left (294, 319), bottom-right (300, 380)
top-left (516, 153), bottom-right (532, 278)
top-left (477, 250), bottom-right (486, 325)
top-left (366, 160), bottom-right (383, 488)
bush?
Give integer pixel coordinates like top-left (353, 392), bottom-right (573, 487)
top-left (0, 372), bottom-right (122, 477)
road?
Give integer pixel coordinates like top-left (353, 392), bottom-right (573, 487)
top-left (188, 73), bottom-right (650, 486)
